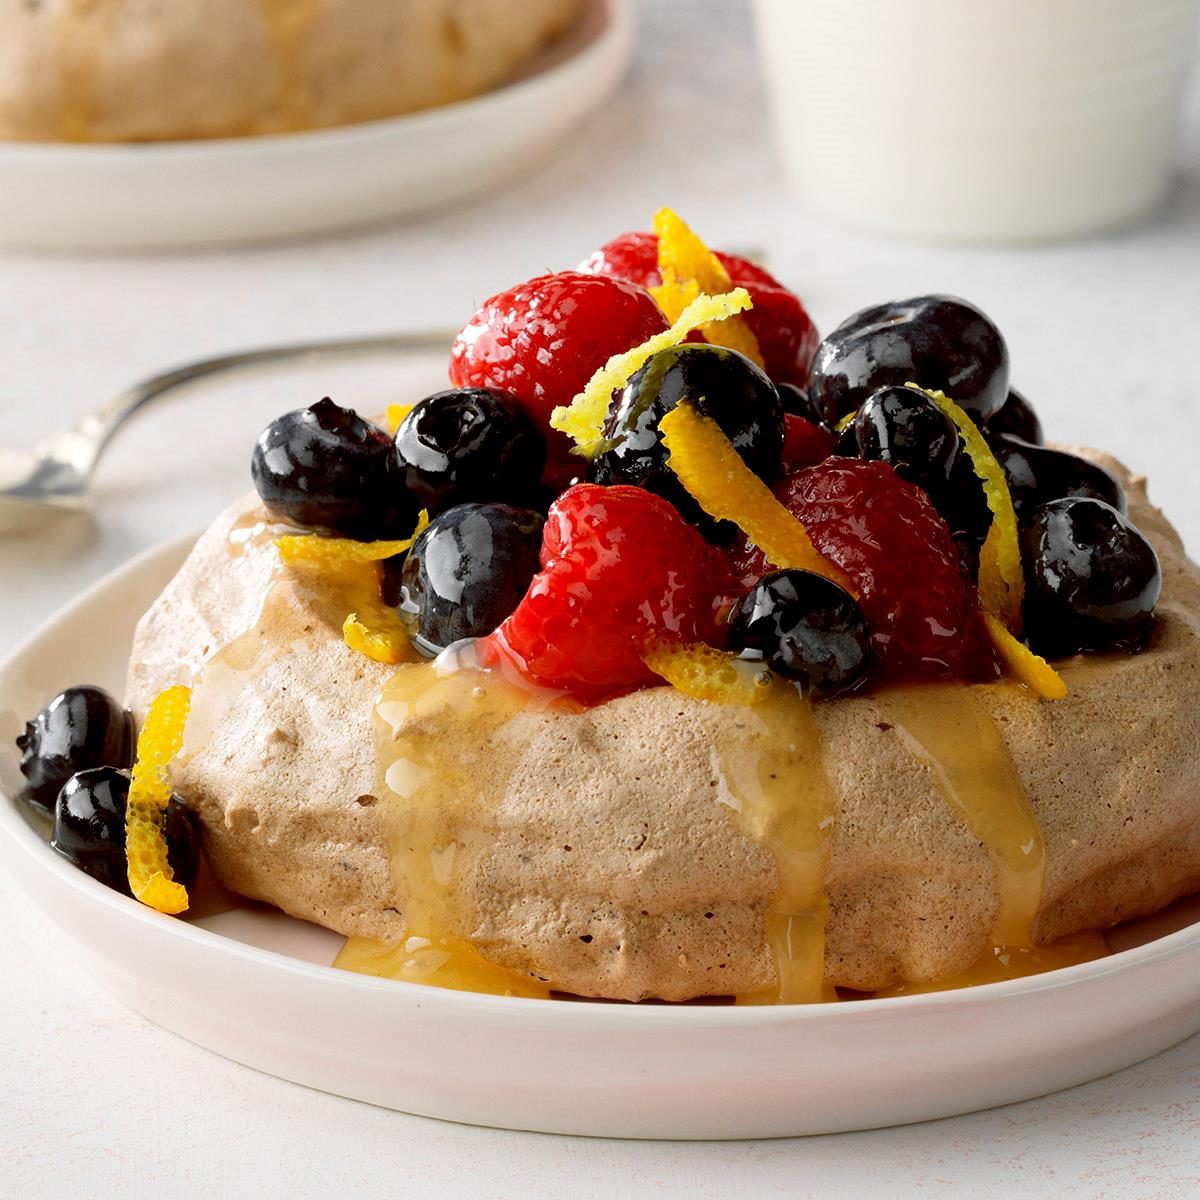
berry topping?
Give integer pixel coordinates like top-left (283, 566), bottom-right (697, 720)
top-left (658, 402), bottom-right (851, 592)
top-left (487, 484), bottom-right (732, 703)
top-left (808, 295), bottom-right (1010, 426)
top-left (16, 685), bottom-right (134, 814)
top-left (448, 271), bottom-right (668, 479)
top-left (394, 387), bottom-right (546, 514)
top-left (778, 382), bottom-right (833, 432)
top-left (400, 503), bottom-right (545, 654)
top-left (1021, 498), bottom-right (1161, 657)
top-left (581, 229), bottom-right (820, 384)
top-left (729, 570), bottom-right (871, 696)
top-left (735, 459), bottom-right (998, 680)
top-left (251, 398), bottom-right (413, 540)
top-left (852, 385), bottom-right (960, 493)
top-left (51, 766), bottom-right (200, 899)
top-left (987, 388), bottom-right (1044, 446)
top-left (593, 344), bottom-right (784, 532)
top-left (991, 435), bottom-right (1127, 521)
top-left (550, 288), bottom-right (752, 459)
top-left (782, 413), bottom-right (835, 471)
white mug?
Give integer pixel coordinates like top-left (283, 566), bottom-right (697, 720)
top-left (753, 0), bottom-right (1200, 242)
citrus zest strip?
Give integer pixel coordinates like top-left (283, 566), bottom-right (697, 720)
top-left (275, 511), bottom-right (429, 566)
top-left (651, 207), bottom-right (765, 369)
top-left (549, 288), bottom-right (754, 459)
top-left (343, 609), bottom-right (410, 665)
top-left (915, 386), bottom-right (1024, 631)
top-left (643, 640), bottom-right (771, 705)
top-left (983, 614), bottom-right (1067, 701)
top-left (659, 404), bottom-right (854, 594)
top-left (125, 685), bottom-right (192, 915)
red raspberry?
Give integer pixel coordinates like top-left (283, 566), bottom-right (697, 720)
top-left (448, 271), bottom-right (668, 484)
top-left (733, 460), bottom-right (998, 681)
top-left (782, 413), bottom-right (834, 471)
top-left (486, 483), bottom-right (733, 703)
top-left (580, 232), bottom-right (820, 386)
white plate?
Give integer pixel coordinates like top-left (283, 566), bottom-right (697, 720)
top-left (2, 534), bottom-right (1200, 1140)
top-left (0, 0), bottom-right (632, 251)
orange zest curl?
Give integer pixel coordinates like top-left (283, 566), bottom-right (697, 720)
top-left (125, 686), bottom-right (192, 915)
top-left (915, 386), bottom-right (1024, 632)
top-left (984, 614), bottom-right (1067, 701)
top-left (651, 208), bottom-right (765, 369)
top-left (659, 403), bottom-right (854, 594)
top-left (643, 641), bottom-right (772, 705)
top-left (386, 403), bottom-right (416, 434)
top-left (275, 513), bottom-right (428, 567)
top-left (549, 288), bottom-right (754, 459)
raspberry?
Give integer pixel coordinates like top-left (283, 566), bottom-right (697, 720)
top-left (486, 484), bottom-right (733, 703)
top-left (733, 460), bottom-right (998, 681)
top-left (782, 413), bottom-right (834, 471)
top-left (448, 271), bottom-right (668, 483)
top-left (580, 232), bottom-right (819, 386)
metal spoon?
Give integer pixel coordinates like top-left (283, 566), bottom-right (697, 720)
top-left (0, 330), bottom-right (455, 534)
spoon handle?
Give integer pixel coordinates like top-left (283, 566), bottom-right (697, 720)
top-left (62, 330), bottom-right (457, 479)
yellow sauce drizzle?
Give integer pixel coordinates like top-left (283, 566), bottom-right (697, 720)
top-left (876, 684), bottom-right (1045, 949)
top-left (334, 656), bottom-right (574, 996)
top-left (714, 685), bottom-right (838, 1004)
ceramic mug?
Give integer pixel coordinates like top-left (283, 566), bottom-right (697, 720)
top-left (753, 0), bottom-right (1200, 242)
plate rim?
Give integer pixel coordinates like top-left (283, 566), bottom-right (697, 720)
top-left (0, 0), bottom-right (632, 164)
top-left (3, 526), bottom-right (1199, 1030)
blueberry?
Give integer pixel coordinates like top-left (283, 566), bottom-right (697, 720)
top-left (777, 381), bottom-right (832, 433)
top-left (394, 388), bottom-right (546, 515)
top-left (400, 503), bottom-right (544, 653)
top-left (808, 295), bottom-right (1009, 426)
top-left (991, 434), bottom-right (1126, 521)
top-left (728, 570), bottom-right (870, 695)
top-left (251, 397), bottom-right (415, 540)
top-left (1021, 498), bottom-right (1160, 657)
top-left (16, 686), bottom-right (134, 814)
top-left (987, 388), bottom-right (1044, 446)
top-left (853, 386), bottom-right (960, 491)
top-left (51, 767), bottom-right (200, 897)
top-left (592, 345), bottom-right (784, 533)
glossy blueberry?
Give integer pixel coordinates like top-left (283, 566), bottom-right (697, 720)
top-left (728, 569), bottom-right (871, 695)
top-left (808, 295), bottom-right (1009, 427)
top-left (987, 388), bottom-right (1044, 446)
top-left (51, 767), bottom-right (201, 897)
top-left (592, 345), bottom-right (784, 533)
top-left (16, 686), bottom-right (134, 814)
top-left (400, 503), bottom-right (544, 653)
top-left (251, 397), bottom-right (414, 540)
top-left (991, 434), bottom-right (1126, 521)
top-left (777, 381), bottom-right (833, 433)
top-left (394, 388), bottom-right (546, 514)
top-left (1021, 498), bottom-right (1160, 657)
top-left (853, 385), bottom-right (960, 490)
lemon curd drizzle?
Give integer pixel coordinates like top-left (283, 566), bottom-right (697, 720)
top-left (335, 652), bottom-right (573, 997)
top-left (713, 685), bottom-right (838, 1005)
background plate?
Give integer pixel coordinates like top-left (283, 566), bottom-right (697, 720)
top-left (0, 0), bottom-right (633, 251)
top-left (2, 534), bottom-right (1199, 1139)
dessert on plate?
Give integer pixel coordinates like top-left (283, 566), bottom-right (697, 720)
top-left (0, 0), bottom-right (578, 142)
top-left (17, 210), bottom-right (1200, 1004)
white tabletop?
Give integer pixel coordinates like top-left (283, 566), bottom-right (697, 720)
top-left (3, 4), bottom-right (1200, 1196)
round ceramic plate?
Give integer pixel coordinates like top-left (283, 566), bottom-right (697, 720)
top-left (2, 534), bottom-right (1199, 1140)
top-left (0, 0), bottom-right (632, 251)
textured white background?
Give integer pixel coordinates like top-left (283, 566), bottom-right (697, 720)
top-left (2, 3), bottom-right (1200, 1197)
